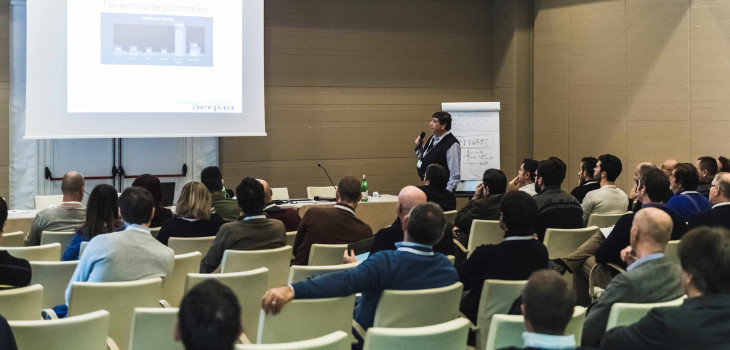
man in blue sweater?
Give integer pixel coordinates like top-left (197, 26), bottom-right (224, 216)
top-left (261, 202), bottom-right (459, 329)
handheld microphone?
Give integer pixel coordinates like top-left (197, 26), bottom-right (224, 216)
top-left (313, 196), bottom-right (337, 202)
top-left (414, 131), bottom-right (426, 151)
top-left (317, 163), bottom-right (337, 189)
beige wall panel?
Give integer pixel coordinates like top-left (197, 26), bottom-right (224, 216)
top-left (568, 120), bottom-right (628, 188)
top-left (690, 121), bottom-right (730, 159)
top-left (625, 120), bottom-right (691, 164)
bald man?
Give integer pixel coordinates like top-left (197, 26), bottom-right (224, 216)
top-left (688, 172), bottom-right (730, 230)
top-left (369, 186), bottom-right (453, 256)
top-left (25, 171), bottom-right (86, 246)
top-left (258, 179), bottom-right (301, 231)
top-left (661, 159), bottom-right (678, 177)
top-left (581, 208), bottom-right (683, 347)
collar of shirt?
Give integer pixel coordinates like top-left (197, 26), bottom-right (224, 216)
top-left (61, 201), bottom-right (85, 208)
top-left (124, 223), bottom-right (151, 234)
top-left (627, 252), bottom-right (664, 272)
top-left (713, 201), bottom-right (730, 209)
top-left (432, 130), bottom-right (451, 143)
top-left (395, 241), bottom-right (434, 256)
top-left (642, 203), bottom-right (666, 209)
top-left (602, 185), bottom-right (618, 189)
top-left (680, 190), bottom-right (699, 195)
top-left (334, 203), bottom-right (356, 215)
top-left (581, 180), bottom-right (598, 186)
top-left (178, 216), bottom-right (200, 222)
top-left (522, 332), bottom-right (576, 349)
top-left (243, 215), bottom-right (267, 221)
top-left (504, 235), bottom-right (535, 241)
top-left (264, 203), bottom-right (277, 211)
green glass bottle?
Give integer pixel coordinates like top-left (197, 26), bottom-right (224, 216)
top-left (361, 174), bottom-right (368, 202)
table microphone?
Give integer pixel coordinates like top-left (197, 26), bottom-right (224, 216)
top-left (317, 163), bottom-right (337, 189)
top-left (414, 131), bottom-right (426, 151)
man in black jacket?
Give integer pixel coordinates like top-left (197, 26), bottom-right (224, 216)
top-left (453, 168), bottom-right (507, 240)
top-left (418, 164), bottom-right (457, 211)
top-left (688, 172), bottom-right (730, 230)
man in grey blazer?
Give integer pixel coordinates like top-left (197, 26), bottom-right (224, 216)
top-left (581, 207), bottom-right (683, 347)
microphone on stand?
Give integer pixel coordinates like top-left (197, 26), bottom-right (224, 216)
top-left (317, 163), bottom-right (337, 189)
top-left (414, 131), bottom-right (426, 152)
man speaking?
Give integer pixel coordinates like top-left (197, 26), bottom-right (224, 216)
top-left (415, 111), bottom-right (461, 192)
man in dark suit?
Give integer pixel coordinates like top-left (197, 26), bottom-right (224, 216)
top-left (453, 169), bottom-right (506, 242)
top-left (581, 208), bottom-right (683, 347)
top-left (688, 172), bottom-right (730, 230)
top-left (418, 164), bottom-right (456, 211)
top-left (601, 226), bottom-right (730, 349)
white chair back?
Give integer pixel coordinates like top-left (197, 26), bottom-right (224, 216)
top-left (443, 210), bottom-right (457, 226)
top-left (30, 260), bottom-right (78, 308)
top-left (306, 186), bottom-right (337, 199)
top-left (40, 231), bottom-right (75, 252)
top-left (373, 282), bottom-right (463, 328)
top-left (363, 318), bottom-right (470, 350)
top-left (0, 284), bottom-right (44, 320)
top-left (271, 187), bottom-right (290, 200)
top-left (587, 212), bottom-right (628, 228)
top-left (2, 243), bottom-right (62, 261)
top-left (167, 236), bottom-right (216, 255)
top-left (288, 262), bottom-right (360, 284)
top-left (161, 252), bottom-right (202, 307)
top-left (221, 246), bottom-right (293, 288)
top-left (186, 268), bottom-right (269, 342)
top-left (286, 231), bottom-right (297, 247)
top-left (34, 195), bottom-right (63, 210)
top-left (308, 244), bottom-right (348, 266)
top-left (80, 241), bottom-right (89, 257)
top-left (485, 306), bottom-right (586, 350)
top-left (605, 296), bottom-right (686, 331)
top-left (10, 310), bottom-right (112, 350)
top-left (258, 295), bottom-right (356, 344)
top-left (0, 231), bottom-right (25, 247)
top-left (664, 240), bottom-right (680, 265)
top-left (543, 226), bottom-right (600, 259)
top-left (475, 279), bottom-right (528, 350)
top-left (468, 220), bottom-right (503, 257)
top-left (236, 331), bottom-right (349, 350)
top-left (150, 227), bottom-right (162, 238)
top-left (130, 307), bottom-right (183, 350)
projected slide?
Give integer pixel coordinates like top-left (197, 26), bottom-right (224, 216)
top-left (67, 0), bottom-right (242, 113)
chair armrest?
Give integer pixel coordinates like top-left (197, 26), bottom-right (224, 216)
top-left (352, 319), bottom-right (367, 340)
top-left (606, 263), bottom-right (627, 274)
top-left (453, 239), bottom-right (468, 254)
top-left (41, 308), bottom-right (58, 320)
top-left (106, 337), bottom-right (120, 350)
top-left (159, 300), bottom-right (172, 308)
top-left (459, 312), bottom-right (478, 332)
top-left (238, 333), bottom-right (252, 344)
top-left (589, 263), bottom-right (627, 300)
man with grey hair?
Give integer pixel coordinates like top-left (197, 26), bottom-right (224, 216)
top-left (688, 172), bottom-right (730, 230)
top-left (25, 171), bottom-right (87, 246)
top-left (369, 186), bottom-right (427, 254)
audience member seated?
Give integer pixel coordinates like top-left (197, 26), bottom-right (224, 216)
top-left (292, 176), bottom-right (372, 265)
top-left (259, 179), bottom-right (301, 231)
top-left (62, 184), bottom-right (123, 261)
top-left (581, 154), bottom-right (628, 224)
top-left (695, 156), bottom-right (718, 198)
top-left (458, 191), bottom-right (548, 323)
top-left (132, 174), bottom-right (173, 228)
top-left (581, 208), bottom-right (683, 347)
top-left (667, 163), bottom-right (712, 222)
top-left (571, 156), bottom-right (600, 204)
top-left (533, 158), bottom-right (583, 241)
top-left (262, 203), bottom-right (458, 330)
top-left (718, 156), bottom-right (730, 173)
top-left (453, 168), bottom-right (506, 241)
top-left (499, 270), bottom-right (585, 350)
top-left (688, 172), bottom-right (730, 230)
top-left (0, 314), bottom-right (17, 350)
top-left (626, 162), bottom-right (654, 212)
top-left (601, 227), bottom-right (730, 349)
top-left (201, 166), bottom-right (240, 223)
top-left (64, 187), bottom-right (174, 303)
top-left (156, 181), bottom-right (225, 246)
top-left (661, 158), bottom-right (678, 177)
top-left (176, 279), bottom-right (241, 350)
top-left (0, 196), bottom-right (31, 289)
top-left (507, 158), bottom-right (539, 196)
top-left (25, 171), bottom-right (86, 246)
top-left (200, 178), bottom-right (286, 273)
top-left (418, 164), bottom-right (457, 211)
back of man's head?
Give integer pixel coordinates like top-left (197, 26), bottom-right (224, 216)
top-left (406, 203), bottom-right (446, 245)
top-left (178, 280), bottom-right (241, 350)
top-left (713, 173), bottom-right (730, 203)
top-left (118, 187), bottom-right (154, 225)
top-left (336, 176), bottom-right (361, 203)
top-left (522, 270), bottom-right (576, 335)
top-left (639, 168), bottom-right (670, 203)
top-left (200, 166), bottom-right (224, 192)
top-left (581, 157), bottom-right (598, 179)
top-left (678, 227), bottom-right (730, 295)
top-left (398, 186), bottom-right (427, 218)
top-left (537, 158), bottom-right (566, 187)
top-left (236, 177), bottom-right (265, 216)
top-left (697, 156), bottom-right (718, 178)
top-left (61, 171), bottom-right (85, 196)
top-left (257, 179), bottom-right (273, 203)
top-left (483, 169), bottom-right (507, 195)
top-left (631, 207), bottom-right (673, 249)
top-left (0, 196), bottom-right (7, 232)
top-left (425, 164), bottom-right (449, 189)
top-left (523, 159), bottom-right (539, 182)
top-left (598, 154), bottom-right (622, 182)
top-left (674, 163), bottom-right (700, 190)
top-left (500, 191), bottom-right (537, 236)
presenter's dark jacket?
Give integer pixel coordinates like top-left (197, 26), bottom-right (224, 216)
top-left (264, 203), bottom-right (302, 232)
top-left (687, 203), bottom-right (730, 231)
top-left (417, 185), bottom-right (457, 211)
top-left (454, 194), bottom-right (503, 236)
top-left (293, 203), bottom-right (373, 265)
top-left (417, 133), bottom-right (459, 180)
top-left (601, 294), bottom-right (730, 350)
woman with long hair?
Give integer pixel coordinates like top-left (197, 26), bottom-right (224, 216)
top-left (62, 184), bottom-right (123, 261)
top-left (132, 174), bottom-right (173, 227)
top-left (156, 181), bottom-right (224, 245)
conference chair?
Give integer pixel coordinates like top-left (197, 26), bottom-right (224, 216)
top-left (467, 220), bottom-right (503, 258)
top-left (2, 242), bottom-right (62, 261)
top-left (588, 263), bottom-right (626, 301)
top-left (363, 318), bottom-right (471, 350)
top-left (307, 186), bottom-right (337, 199)
top-left (286, 231), bottom-right (297, 247)
top-left (308, 243), bottom-right (348, 266)
top-left (34, 195), bottom-right (63, 210)
top-left (474, 279), bottom-right (528, 350)
top-left (186, 268), bottom-right (269, 343)
top-left (30, 260), bottom-right (78, 308)
top-left (40, 230), bottom-right (74, 252)
top-left (129, 307), bottom-right (182, 350)
top-left (288, 262), bottom-right (360, 284)
top-left (605, 296), bottom-right (686, 331)
top-left (236, 331), bottom-right (350, 350)
top-left (67, 277), bottom-right (164, 350)
top-left (664, 240), bottom-right (680, 265)
top-left (372, 282), bottom-right (463, 328)
top-left (257, 295), bottom-right (356, 344)
top-left (484, 306), bottom-right (587, 350)
top-left (221, 246), bottom-right (293, 288)
top-left (271, 187), bottom-right (290, 201)
top-left (0, 284), bottom-right (43, 320)
top-left (443, 210), bottom-right (457, 226)
top-left (543, 226), bottom-right (600, 260)
top-left (9, 310), bottom-right (116, 350)
top-left (0, 231), bottom-right (25, 247)
top-left (167, 236), bottom-right (216, 255)
top-left (79, 241), bottom-right (89, 257)
top-left (161, 252), bottom-right (202, 307)
top-left (586, 212), bottom-right (628, 228)
top-left (149, 227), bottom-right (162, 238)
